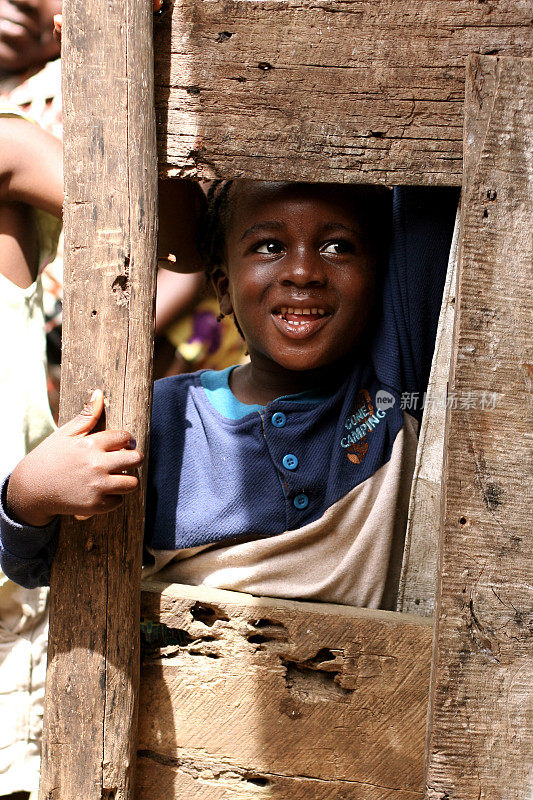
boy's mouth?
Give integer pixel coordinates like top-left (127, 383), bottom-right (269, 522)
top-left (272, 306), bottom-right (331, 338)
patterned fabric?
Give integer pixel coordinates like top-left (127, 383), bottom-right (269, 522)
top-left (160, 295), bottom-right (248, 375)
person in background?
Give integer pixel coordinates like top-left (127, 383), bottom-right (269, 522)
top-left (0, 6), bottom-right (62, 797)
top-left (0, 0), bottom-right (63, 424)
top-left (153, 267), bottom-right (248, 379)
top-left (0, 108), bottom-right (62, 800)
top-left (154, 180), bottom-right (248, 380)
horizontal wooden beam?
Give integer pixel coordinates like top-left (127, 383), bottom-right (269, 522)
top-left (154, 0), bottom-right (531, 185)
top-left (137, 582), bottom-right (433, 799)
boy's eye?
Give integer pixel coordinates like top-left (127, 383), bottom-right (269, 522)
top-left (321, 240), bottom-right (355, 255)
top-left (255, 240), bottom-right (284, 255)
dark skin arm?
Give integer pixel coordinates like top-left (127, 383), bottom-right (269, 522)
top-left (0, 117), bottom-right (63, 218)
top-left (155, 267), bottom-right (206, 336)
top-left (0, 117), bottom-right (62, 286)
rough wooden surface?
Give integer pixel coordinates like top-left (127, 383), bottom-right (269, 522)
top-left (397, 207), bottom-right (460, 616)
top-left (425, 55), bottom-right (533, 799)
top-left (137, 582), bottom-right (433, 799)
top-left (39, 1), bottom-right (157, 798)
top-left (154, 0), bottom-right (531, 185)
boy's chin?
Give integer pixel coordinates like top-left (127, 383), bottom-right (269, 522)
top-left (271, 351), bottom-right (344, 374)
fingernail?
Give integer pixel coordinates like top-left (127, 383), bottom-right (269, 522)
top-left (129, 437), bottom-right (137, 450)
top-left (89, 389), bottom-right (99, 403)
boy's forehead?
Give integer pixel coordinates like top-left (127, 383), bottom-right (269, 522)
top-left (228, 180), bottom-right (364, 226)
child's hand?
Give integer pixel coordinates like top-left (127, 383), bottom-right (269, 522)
top-left (6, 390), bottom-right (143, 528)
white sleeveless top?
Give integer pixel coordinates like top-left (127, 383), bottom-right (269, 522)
top-left (0, 104), bottom-right (60, 796)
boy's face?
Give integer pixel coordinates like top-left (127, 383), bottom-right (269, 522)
top-left (215, 182), bottom-right (377, 375)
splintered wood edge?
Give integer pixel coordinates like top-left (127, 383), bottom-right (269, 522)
top-left (140, 580), bottom-right (433, 628)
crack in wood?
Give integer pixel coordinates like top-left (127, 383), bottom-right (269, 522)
top-left (137, 749), bottom-right (424, 794)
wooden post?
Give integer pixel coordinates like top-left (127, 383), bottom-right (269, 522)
top-left (425, 55), bottom-right (532, 799)
top-left (39, 0), bottom-right (157, 798)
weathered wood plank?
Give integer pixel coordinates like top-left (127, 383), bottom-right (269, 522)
top-left (154, 0), bottom-right (532, 185)
top-left (397, 206), bottom-right (460, 616)
top-left (425, 55), bottom-right (533, 799)
top-left (39, 1), bottom-right (157, 799)
top-left (137, 582), bottom-right (433, 799)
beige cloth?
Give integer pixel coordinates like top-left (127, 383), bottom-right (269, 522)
top-left (144, 413), bottom-right (418, 611)
top-left (0, 585), bottom-right (48, 798)
top-left (0, 271), bottom-right (53, 797)
top-left (0, 104), bottom-right (60, 797)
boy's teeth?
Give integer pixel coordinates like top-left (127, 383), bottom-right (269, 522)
top-left (276, 307), bottom-right (328, 317)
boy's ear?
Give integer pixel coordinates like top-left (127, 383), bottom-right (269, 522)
top-left (210, 267), bottom-right (233, 317)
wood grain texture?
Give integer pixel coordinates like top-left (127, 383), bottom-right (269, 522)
top-left (425, 55), bottom-right (533, 799)
top-left (39, 1), bottom-right (157, 798)
top-left (397, 207), bottom-right (460, 616)
top-left (137, 582), bottom-right (433, 799)
top-left (153, 0), bottom-right (532, 185)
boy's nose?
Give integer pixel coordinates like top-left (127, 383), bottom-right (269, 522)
top-left (277, 250), bottom-right (327, 287)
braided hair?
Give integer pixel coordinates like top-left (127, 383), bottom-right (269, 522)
top-left (199, 179), bottom-right (245, 335)
top-left (200, 179), bottom-right (234, 279)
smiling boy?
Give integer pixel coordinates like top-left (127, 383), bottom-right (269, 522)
top-left (0, 181), bottom-right (458, 610)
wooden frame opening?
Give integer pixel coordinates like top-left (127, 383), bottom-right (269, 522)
top-left (39, 0), bottom-right (532, 797)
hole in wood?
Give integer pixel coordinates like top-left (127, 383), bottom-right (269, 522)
top-left (216, 31), bottom-right (233, 42)
top-left (282, 658), bottom-right (352, 700)
top-left (245, 775), bottom-right (270, 787)
top-left (252, 617), bottom-right (287, 631)
top-left (140, 619), bottom-right (192, 647)
top-left (111, 274), bottom-right (130, 306)
top-left (247, 633), bottom-right (270, 644)
top-left (190, 601), bottom-right (229, 626)
top-left (258, 61), bottom-right (273, 71)
top-left (459, 516), bottom-right (467, 525)
top-left (310, 647), bottom-right (336, 664)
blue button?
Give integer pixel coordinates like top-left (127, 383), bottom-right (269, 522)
top-left (282, 454), bottom-right (298, 470)
top-left (271, 412), bottom-right (286, 428)
top-left (293, 493), bottom-right (309, 509)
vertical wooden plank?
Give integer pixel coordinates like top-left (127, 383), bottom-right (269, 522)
top-left (397, 207), bottom-right (460, 616)
top-left (425, 55), bottom-right (532, 800)
top-left (39, 0), bottom-right (157, 798)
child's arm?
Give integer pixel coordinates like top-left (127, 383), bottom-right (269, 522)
top-left (371, 186), bottom-right (459, 420)
top-left (155, 268), bottom-right (206, 336)
top-left (3, 390), bottom-right (142, 529)
top-left (0, 116), bottom-right (63, 219)
top-left (157, 178), bottom-right (206, 274)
